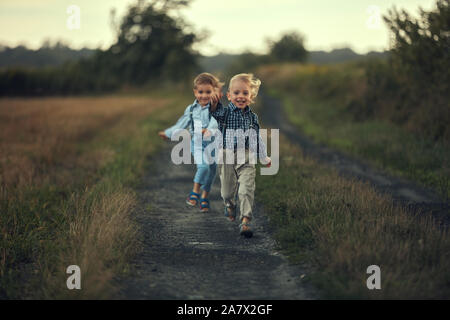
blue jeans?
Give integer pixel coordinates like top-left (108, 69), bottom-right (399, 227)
top-left (191, 140), bottom-right (217, 193)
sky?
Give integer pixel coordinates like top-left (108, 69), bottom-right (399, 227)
top-left (0, 0), bottom-right (438, 56)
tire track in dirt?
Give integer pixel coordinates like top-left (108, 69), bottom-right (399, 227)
top-left (115, 144), bottom-right (317, 299)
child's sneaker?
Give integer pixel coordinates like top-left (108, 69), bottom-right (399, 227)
top-left (239, 221), bottom-right (253, 238)
top-left (224, 203), bottom-right (236, 221)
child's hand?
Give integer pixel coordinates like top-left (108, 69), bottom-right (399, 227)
top-left (210, 88), bottom-right (222, 110)
top-left (202, 128), bottom-right (212, 138)
top-left (210, 94), bottom-right (219, 109)
top-left (158, 131), bottom-right (169, 140)
top-left (214, 87), bottom-right (223, 99)
top-left (263, 156), bottom-right (271, 168)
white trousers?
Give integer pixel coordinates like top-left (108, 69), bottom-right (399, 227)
top-left (218, 149), bottom-right (256, 221)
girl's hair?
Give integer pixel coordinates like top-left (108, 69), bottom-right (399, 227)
top-left (193, 72), bottom-right (224, 89)
top-left (229, 73), bottom-right (261, 104)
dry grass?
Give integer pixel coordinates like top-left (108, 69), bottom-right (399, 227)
top-left (257, 135), bottom-right (450, 299)
top-left (0, 96), bottom-right (166, 189)
top-left (44, 188), bottom-right (139, 299)
top-left (0, 94), bottom-right (179, 298)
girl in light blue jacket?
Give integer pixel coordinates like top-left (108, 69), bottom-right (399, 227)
top-left (158, 73), bottom-right (223, 213)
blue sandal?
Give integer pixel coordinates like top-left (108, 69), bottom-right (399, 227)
top-left (224, 202), bottom-right (236, 221)
top-left (186, 191), bottom-right (200, 207)
top-left (199, 198), bottom-right (210, 212)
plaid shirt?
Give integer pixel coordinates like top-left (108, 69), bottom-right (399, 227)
top-left (210, 102), bottom-right (267, 159)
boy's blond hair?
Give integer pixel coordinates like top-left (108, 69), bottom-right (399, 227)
top-left (193, 72), bottom-right (224, 89)
top-left (229, 73), bottom-right (261, 104)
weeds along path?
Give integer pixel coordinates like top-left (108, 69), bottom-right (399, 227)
top-left (116, 144), bottom-right (316, 299)
top-left (259, 90), bottom-right (449, 226)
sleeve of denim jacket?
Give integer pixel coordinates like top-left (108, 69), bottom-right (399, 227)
top-left (164, 104), bottom-right (192, 139)
top-left (206, 113), bottom-right (219, 130)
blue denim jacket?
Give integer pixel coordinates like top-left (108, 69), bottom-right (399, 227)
top-left (164, 100), bottom-right (219, 139)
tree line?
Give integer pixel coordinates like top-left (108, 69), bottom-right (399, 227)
top-left (0, 0), bottom-right (199, 96)
top-left (1, 0), bottom-right (448, 143)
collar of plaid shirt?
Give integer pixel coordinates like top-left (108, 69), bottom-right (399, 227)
top-left (229, 102), bottom-right (251, 114)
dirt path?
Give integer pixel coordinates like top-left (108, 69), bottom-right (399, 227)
top-left (115, 92), bottom-right (447, 299)
top-left (115, 145), bottom-right (316, 299)
top-left (258, 91), bottom-right (449, 226)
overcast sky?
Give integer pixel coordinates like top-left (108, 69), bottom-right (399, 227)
top-left (0, 0), bottom-right (437, 55)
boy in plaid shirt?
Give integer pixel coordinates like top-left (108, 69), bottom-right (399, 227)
top-left (210, 73), bottom-right (271, 238)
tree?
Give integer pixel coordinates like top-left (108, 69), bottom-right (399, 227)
top-left (100, 0), bottom-right (199, 84)
top-left (268, 32), bottom-right (308, 63)
top-left (383, 0), bottom-right (449, 90)
top-left (374, 0), bottom-right (450, 141)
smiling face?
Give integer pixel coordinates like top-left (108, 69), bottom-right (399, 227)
top-left (227, 80), bottom-right (253, 109)
top-left (193, 83), bottom-right (214, 106)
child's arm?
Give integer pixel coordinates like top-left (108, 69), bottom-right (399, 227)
top-left (159, 105), bottom-right (192, 140)
top-left (210, 101), bottom-right (226, 126)
top-left (158, 131), bottom-right (169, 140)
top-left (207, 114), bottom-right (219, 131)
top-left (209, 87), bottom-right (223, 112)
top-left (252, 114), bottom-right (271, 167)
top-left (203, 115), bottom-right (219, 138)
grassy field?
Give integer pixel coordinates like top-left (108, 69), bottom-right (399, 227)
top-left (2, 81), bottom-right (448, 300)
top-left (257, 63), bottom-right (450, 200)
top-left (0, 90), bottom-right (190, 298)
top-left (256, 135), bottom-right (450, 299)
top-left (252, 63), bottom-right (450, 298)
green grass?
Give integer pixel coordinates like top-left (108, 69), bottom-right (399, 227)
top-left (270, 89), bottom-right (450, 200)
top-left (256, 137), bottom-right (450, 299)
